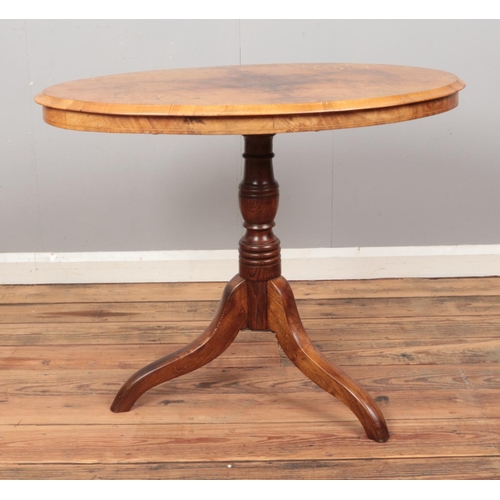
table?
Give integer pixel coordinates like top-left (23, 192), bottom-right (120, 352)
top-left (35, 63), bottom-right (465, 442)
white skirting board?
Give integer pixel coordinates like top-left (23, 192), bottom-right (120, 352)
top-left (1, 245), bottom-right (500, 284)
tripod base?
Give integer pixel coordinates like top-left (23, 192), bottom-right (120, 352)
top-left (111, 274), bottom-right (389, 443)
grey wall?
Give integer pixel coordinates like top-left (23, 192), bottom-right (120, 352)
top-left (1, 20), bottom-right (498, 252)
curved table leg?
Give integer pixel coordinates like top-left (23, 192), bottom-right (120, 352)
top-left (267, 276), bottom-right (390, 442)
top-left (111, 275), bottom-right (248, 413)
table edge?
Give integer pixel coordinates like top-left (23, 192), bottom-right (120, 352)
top-left (39, 93), bottom-right (461, 135)
top-left (34, 79), bottom-right (465, 118)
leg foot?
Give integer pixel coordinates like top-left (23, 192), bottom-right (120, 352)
top-left (111, 275), bottom-right (248, 412)
top-left (267, 276), bottom-right (390, 442)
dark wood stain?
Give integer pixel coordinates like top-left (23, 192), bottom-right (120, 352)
top-left (109, 135), bottom-right (388, 442)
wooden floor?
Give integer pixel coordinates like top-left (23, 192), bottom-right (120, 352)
top-left (1, 276), bottom-right (500, 479)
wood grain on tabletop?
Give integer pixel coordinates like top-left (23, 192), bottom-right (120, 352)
top-left (34, 63), bottom-right (465, 134)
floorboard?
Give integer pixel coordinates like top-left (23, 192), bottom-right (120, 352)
top-left (1, 277), bottom-right (499, 479)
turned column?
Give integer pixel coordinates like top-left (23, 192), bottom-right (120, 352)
top-left (239, 135), bottom-right (280, 330)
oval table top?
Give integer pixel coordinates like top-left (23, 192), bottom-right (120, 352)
top-left (35, 63), bottom-right (465, 135)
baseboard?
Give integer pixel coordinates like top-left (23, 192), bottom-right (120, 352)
top-left (0, 245), bottom-right (499, 284)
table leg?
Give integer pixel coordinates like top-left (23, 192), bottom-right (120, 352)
top-left (268, 276), bottom-right (389, 442)
top-left (110, 134), bottom-right (389, 442)
top-left (111, 275), bottom-right (248, 412)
